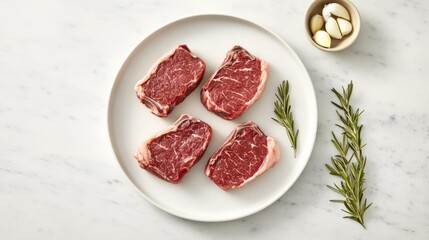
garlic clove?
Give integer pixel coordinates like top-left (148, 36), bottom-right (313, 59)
top-left (322, 4), bottom-right (332, 21)
top-left (310, 14), bottom-right (324, 34)
top-left (330, 3), bottom-right (351, 20)
top-left (337, 18), bottom-right (353, 36)
top-left (313, 30), bottom-right (331, 48)
top-left (322, 3), bottom-right (350, 21)
top-left (325, 17), bottom-right (343, 39)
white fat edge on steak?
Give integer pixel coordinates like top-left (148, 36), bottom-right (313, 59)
top-left (138, 97), bottom-right (169, 117)
top-left (134, 114), bottom-right (197, 168)
top-left (134, 45), bottom-right (202, 116)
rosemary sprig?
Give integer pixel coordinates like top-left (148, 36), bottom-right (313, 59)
top-left (326, 81), bottom-right (372, 229)
top-left (272, 80), bottom-right (299, 157)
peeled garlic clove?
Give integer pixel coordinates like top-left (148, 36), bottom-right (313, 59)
top-left (322, 3), bottom-right (350, 21)
top-left (337, 18), bottom-right (353, 36)
top-left (313, 30), bottom-right (331, 48)
top-left (322, 5), bottom-right (332, 21)
top-left (310, 14), bottom-right (324, 34)
top-left (325, 17), bottom-right (343, 39)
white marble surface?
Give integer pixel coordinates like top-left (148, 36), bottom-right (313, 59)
top-left (1, 0), bottom-right (428, 239)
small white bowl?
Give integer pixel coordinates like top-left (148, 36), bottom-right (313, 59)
top-left (305, 0), bottom-right (361, 51)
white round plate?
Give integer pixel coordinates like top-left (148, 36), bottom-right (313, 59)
top-left (108, 14), bottom-right (317, 222)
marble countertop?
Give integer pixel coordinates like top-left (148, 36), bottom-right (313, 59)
top-left (1, 0), bottom-right (428, 239)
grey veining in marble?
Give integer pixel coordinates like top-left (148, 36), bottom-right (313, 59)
top-left (1, 0), bottom-right (428, 239)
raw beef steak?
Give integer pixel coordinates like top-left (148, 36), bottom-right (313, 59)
top-left (135, 44), bottom-right (206, 117)
top-left (134, 114), bottom-right (212, 183)
top-left (205, 121), bottom-right (280, 190)
top-left (201, 45), bottom-right (268, 120)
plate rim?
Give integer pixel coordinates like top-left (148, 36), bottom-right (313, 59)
top-left (107, 13), bottom-right (318, 222)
